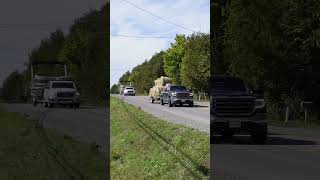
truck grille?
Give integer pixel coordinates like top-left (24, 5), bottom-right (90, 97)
top-left (213, 98), bottom-right (254, 115)
top-left (176, 93), bottom-right (189, 99)
top-left (57, 92), bottom-right (74, 97)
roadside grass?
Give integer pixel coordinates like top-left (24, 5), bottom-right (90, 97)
top-left (0, 107), bottom-right (107, 180)
top-left (110, 97), bottom-right (210, 179)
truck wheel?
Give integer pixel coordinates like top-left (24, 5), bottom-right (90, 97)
top-left (44, 102), bottom-right (48, 108)
top-left (33, 101), bottom-right (37, 107)
top-left (251, 132), bottom-right (267, 144)
top-left (48, 103), bottom-right (53, 108)
top-left (189, 102), bottom-right (194, 107)
top-left (74, 103), bottom-right (80, 108)
top-left (221, 130), bottom-right (234, 141)
top-left (168, 99), bottom-right (173, 107)
top-left (160, 98), bottom-right (164, 105)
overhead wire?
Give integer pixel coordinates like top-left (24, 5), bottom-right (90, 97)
top-left (121, 0), bottom-right (197, 33)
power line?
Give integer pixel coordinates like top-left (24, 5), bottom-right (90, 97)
top-left (121, 0), bottom-right (197, 33)
top-left (111, 34), bottom-right (174, 39)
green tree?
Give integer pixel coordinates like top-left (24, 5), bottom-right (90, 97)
top-left (181, 33), bottom-right (210, 93)
top-left (1, 71), bottom-right (26, 102)
top-left (163, 35), bottom-right (187, 84)
top-left (110, 84), bottom-right (119, 94)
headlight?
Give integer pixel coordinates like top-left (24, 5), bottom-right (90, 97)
top-left (172, 92), bottom-right (177, 97)
top-left (189, 93), bottom-right (193, 97)
top-left (75, 92), bottom-right (80, 96)
top-left (255, 99), bottom-right (265, 108)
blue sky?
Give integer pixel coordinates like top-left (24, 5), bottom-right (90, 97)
top-left (110, 0), bottom-right (210, 87)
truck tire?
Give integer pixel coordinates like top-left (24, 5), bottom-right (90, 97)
top-left (74, 103), bottom-right (80, 109)
top-left (48, 103), bottom-right (53, 108)
top-left (33, 101), bottom-right (37, 107)
top-left (221, 129), bottom-right (234, 140)
top-left (44, 102), bottom-right (48, 108)
top-left (168, 99), bottom-right (173, 107)
top-left (189, 102), bottom-right (194, 107)
top-left (160, 98), bottom-right (164, 105)
top-left (251, 124), bottom-right (268, 144)
top-left (251, 132), bottom-right (267, 144)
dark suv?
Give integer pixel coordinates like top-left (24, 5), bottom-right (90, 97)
top-left (160, 85), bottom-right (194, 107)
top-left (209, 75), bottom-right (267, 144)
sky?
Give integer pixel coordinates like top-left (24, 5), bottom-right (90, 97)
top-left (110, 0), bottom-right (210, 87)
top-left (0, 0), bottom-right (106, 85)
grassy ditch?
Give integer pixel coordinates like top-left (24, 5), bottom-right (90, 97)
top-left (0, 108), bottom-right (107, 180)
top-left (110, 97), bottom-right (210, 179)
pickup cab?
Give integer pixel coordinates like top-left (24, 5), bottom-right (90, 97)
top-left (43, 81), bottom-right (80, 108)
top-left (160, 85), bottom-right (194, 107)
top-left (210, 75), bottom-right (267, 144)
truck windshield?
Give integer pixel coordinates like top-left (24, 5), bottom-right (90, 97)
top-left (170, 86), bottom-right (187, 92)
top-left (51, 82), bottom-right (75, 89)
top-left (212, 78), bottom-right (247, 92)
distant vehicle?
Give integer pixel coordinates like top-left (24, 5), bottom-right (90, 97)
top-left (30, 61), bottom-right (70, 107)
top-left (160, 84), bottom-right (194, 107)
top-left (123, 86), bottom-right (135, 96)
top-left (209, 75), bottom-right (267, 144)
top-left (43, 81), bottom-right (80, 108)
top-left (149, 76), bottom-right (172, 103)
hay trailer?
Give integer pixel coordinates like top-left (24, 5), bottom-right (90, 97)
top-left (149, 76), bottom-right (172, 103)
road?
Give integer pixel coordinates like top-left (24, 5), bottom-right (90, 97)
top-left (1, 103), bottom-right (108, 152)
top-left (212, 126), bottom-right (320, 180)
top-left (114, 95), bottom-right (210, 133)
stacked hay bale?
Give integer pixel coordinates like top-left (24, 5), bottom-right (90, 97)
top-left (149, 76), bottom-right (172, 102)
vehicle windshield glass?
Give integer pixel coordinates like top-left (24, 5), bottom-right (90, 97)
top-left (51, 82), bottom-right (75, 89)
top-left (212, 78), bottom-right (247, 92)
top-left (126, 87), bottom-right (133, 89)
top-left (170, 86), bottom-right (187, 92)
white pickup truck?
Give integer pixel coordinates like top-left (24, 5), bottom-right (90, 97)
top-left (43, 81), bottom-right (80, 108)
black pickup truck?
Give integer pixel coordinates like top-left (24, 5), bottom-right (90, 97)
top-left (160, 84), bottom-right (194, 107)
top-left (209, 75), bottom-right (267, 144)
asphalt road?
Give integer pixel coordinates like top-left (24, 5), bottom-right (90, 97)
top-left (1, 103), bottom-right (108, 151)
top-left (114, 95), bottom-right (210, 133)
top-left (212, 126), bottom-right (320, 180)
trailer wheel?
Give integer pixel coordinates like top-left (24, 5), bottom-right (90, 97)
top-left (149, 97), bottom-right (154, 103)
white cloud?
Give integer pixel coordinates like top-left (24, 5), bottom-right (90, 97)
top-left (110, 0), bottom-right (210, 87)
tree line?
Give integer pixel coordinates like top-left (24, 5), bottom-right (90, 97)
top-left (1, 3), bottom-right (109, 103)
top-left (211, 0), bottom-right (320, 119)
top-left (111, 33), bottom-right (210, 95)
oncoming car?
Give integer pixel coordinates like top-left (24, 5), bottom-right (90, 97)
top-left (43, 81), bottom-right (80, 108)
top-left (123, 86), bottom-right (135, 96)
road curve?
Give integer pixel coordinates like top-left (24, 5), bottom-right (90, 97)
top-left (113, 95), bottom-right (210, 133)
top-left (1, 103), bottom-right (108, 151)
